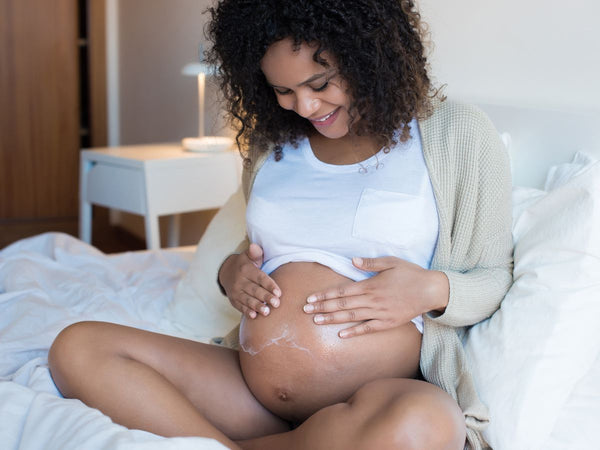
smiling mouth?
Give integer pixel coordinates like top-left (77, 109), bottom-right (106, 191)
top-left (310, 107), bottom-right (340, 124)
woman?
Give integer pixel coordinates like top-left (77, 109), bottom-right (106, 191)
top-left (48, 1), bottom-right (513, 449)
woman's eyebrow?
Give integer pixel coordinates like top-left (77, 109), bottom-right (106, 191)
top-left (268, 71), bottom-right (330, 88)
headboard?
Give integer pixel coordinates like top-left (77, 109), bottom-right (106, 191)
top-left (476, 103), bottom-right (600, 189)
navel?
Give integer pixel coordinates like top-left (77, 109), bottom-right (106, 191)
top-left (277, 388), bottom-right (291, 402)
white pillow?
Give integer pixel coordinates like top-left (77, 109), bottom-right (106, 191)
top-left (544, 151), bottom-right (597, 191)
top-left (161, 187), bottom-right (245, 340)
top-left (464, 158), bottom-right (600, 450)
top-left (543, 348), bottom-right (600, 449)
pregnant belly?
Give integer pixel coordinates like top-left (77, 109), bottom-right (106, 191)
top-left (238, 262), bottom-right (422, 423)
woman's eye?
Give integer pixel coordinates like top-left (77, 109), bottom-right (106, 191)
top-left (313, 81), bottom-right (329, 92)
top-left (273, 80), bottom-right (329, 95)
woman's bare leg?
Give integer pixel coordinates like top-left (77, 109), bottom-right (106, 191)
top-left (238, 378), bottom-right (466, 450)
top-left (48, 321), bottom-right (289, 449)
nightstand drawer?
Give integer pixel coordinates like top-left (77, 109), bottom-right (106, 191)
top-left (86, 163), bottom-right (146, 214)
top-left (146, 155), bottom-right (240, 215)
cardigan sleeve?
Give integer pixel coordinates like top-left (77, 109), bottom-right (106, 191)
top-left (427, 106), bottom-right (514, 328)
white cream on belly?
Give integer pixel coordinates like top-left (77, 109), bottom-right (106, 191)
top-left (239, 322), bottom-right (313, 357)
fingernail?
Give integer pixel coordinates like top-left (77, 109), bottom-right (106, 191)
top-left (306, 295), bottom-right (316, 303)
top-left (261, 306), bottom-right (270, 316)
top-left (339, 330), bottom-right (350, 338)
top-left (303, 304), bottom-right (314, 313)
top-left (274, 288), bottom-right (282, 297)
top-left (249, 311), bottom-right (257, 319)
top-left (353, 257), bottom-right (363, 266)
top-left (314, 315), bottom-right (324, 324)
top-left (271, 298), bottom-right (280, 308)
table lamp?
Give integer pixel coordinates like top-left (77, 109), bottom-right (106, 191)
top-left (181, 60), bottom-right (234, 152)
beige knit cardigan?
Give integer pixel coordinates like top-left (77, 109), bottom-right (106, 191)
top-left (228, 99), bottom-right (514, 449)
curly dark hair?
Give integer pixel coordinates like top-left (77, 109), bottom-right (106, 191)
top-left (206, 0), bottom-right (439, 163)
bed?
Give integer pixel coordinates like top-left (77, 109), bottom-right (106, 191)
top-left (1, 102), bottom-right (599, 450)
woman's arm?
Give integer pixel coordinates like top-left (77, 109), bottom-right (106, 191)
top-left (427, 105), bottom-right (514, 327)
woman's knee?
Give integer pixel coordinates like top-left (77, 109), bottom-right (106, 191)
top-left (48, 321), bottom-right (111, 393)
top-left (388, 390), bottom-right (465, 450)
top-left (351, 379), bottom-right (466, 450)
top-left (50, 321), bottom-right (94, 364)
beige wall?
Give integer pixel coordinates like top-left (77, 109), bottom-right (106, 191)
top-left (117, 0), bottom-right (227, 145)
top-left (110, 0), bottom-right (229, 245)
top-left (420, 0), bottom-right (600, 112)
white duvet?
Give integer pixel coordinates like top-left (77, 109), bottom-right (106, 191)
top-left (0, 233), bottom-right (226, 450)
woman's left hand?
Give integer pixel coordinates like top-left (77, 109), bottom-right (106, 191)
top-left (303, 256), bottom-right (449, 338)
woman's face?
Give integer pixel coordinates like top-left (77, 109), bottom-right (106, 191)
top-left (260, 38), bottom-right (354, 140)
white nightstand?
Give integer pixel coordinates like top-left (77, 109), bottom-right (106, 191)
top-left (80, 143), bottom-right (242, 250)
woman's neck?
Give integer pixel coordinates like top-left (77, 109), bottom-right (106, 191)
top-left (308, 133), bottom-right (385, 166)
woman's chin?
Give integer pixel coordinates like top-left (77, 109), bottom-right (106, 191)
top-left (312, 124), bottom-right (349, 140)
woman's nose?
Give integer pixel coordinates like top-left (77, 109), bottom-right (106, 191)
top-left (296, 94), bottom-right (320, 118)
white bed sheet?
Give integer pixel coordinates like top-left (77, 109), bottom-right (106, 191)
top-left (0, 232), bottom-right (226, 450)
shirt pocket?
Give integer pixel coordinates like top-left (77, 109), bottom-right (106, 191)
top-left (352, 188), bottom-right (426, 249)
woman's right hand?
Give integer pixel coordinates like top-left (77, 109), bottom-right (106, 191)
top-left (218, 243), bottom-right (281, 319)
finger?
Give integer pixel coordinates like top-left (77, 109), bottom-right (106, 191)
top-left (232, 299), bottom-right (257, 319)
top-left (303, 295), bottom-right (364, 314)
top-left (242, 263), bottom-right (281, 301)
top-left (253, 270), bottom-right (282, 304)
top-left (243, 273), bottom-right (280, 308)
top-left (240, 292), bottom-right (271, 316)
top-left (306, 281), bottom-right (364, 303)
top-left (311, 308), bottom-right (373, 325)
top-left (247, 243), bottom-right (264, 268)
top-left (338, 320), bottom-right (385, 338)
top-left (352, 256), bottom-right (398, 272)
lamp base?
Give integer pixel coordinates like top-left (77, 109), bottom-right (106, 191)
top-left (182, 136), bottom-right (234, 153)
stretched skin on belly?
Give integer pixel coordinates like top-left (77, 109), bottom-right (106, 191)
top-left (238, 262), bottom-right (422, 423)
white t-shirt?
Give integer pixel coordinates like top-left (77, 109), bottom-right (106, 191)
top-left (246, 121), bottom-right (439, 333)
